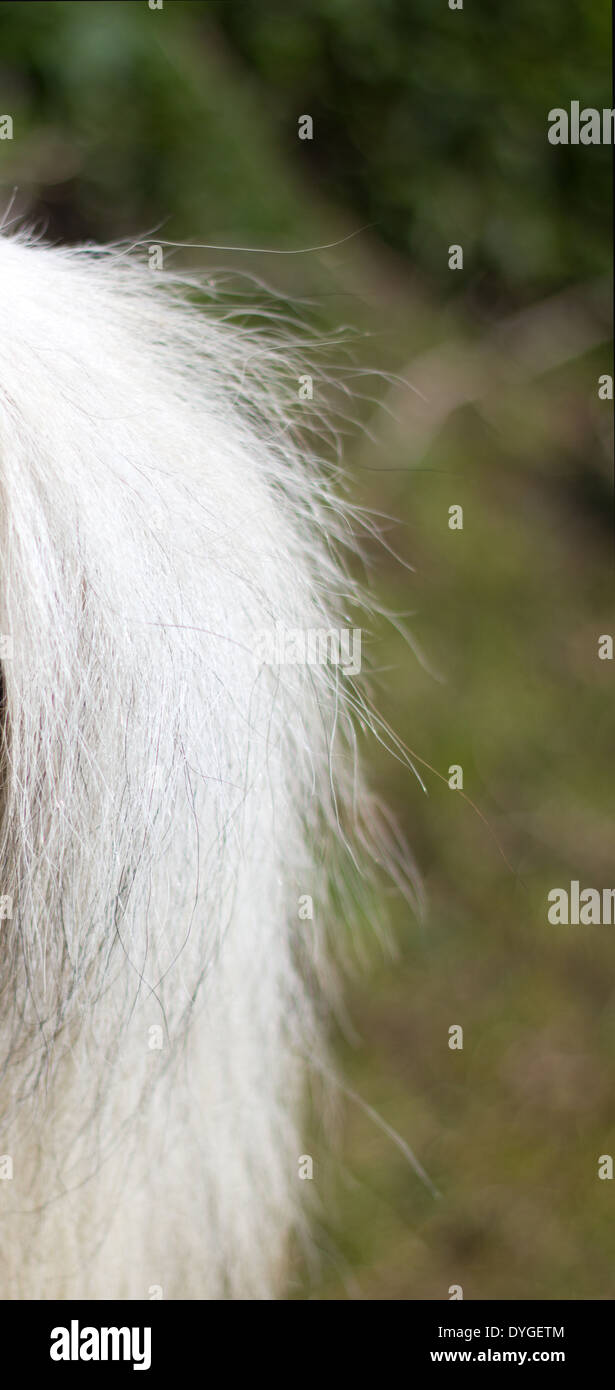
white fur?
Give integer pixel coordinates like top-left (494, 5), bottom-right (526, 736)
top-left (0, 232), bottom-right (401, 1299)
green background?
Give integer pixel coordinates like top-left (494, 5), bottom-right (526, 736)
top-left (0, 0), bottom-right (612, 1299)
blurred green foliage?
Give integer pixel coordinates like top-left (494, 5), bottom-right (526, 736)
top-left (216, 0), bottom-right (611, 302)
top-left (0, 0), bottom-right (612, 1300)
top-left (0, 1), bottom-right (610, 302)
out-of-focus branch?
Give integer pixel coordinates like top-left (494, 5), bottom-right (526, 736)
top-left (379, 279), bottom-right (612, 462)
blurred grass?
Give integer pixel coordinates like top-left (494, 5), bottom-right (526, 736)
top-left (0, 0), bottom-right (612, 1299)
